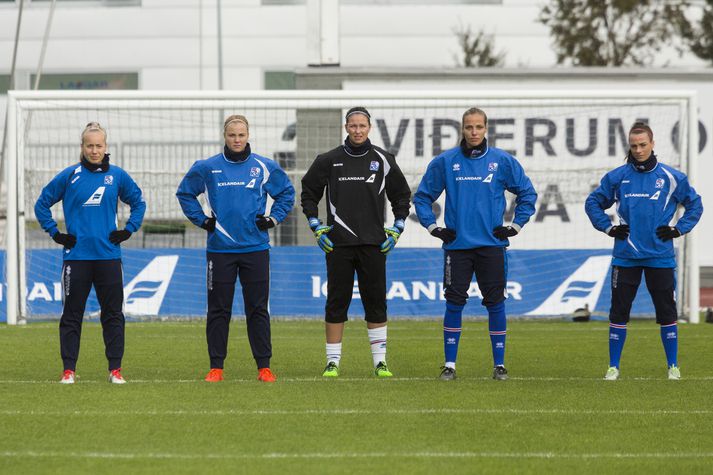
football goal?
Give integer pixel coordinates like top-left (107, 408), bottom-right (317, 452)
top-left (2, 89), bottom-right (699, 324)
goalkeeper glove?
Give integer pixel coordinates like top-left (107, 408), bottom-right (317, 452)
top-left (493, 225), bottom-right (518, 241)
top-left (656, 226), bottom-right (681, 241)
top-left (607, 224), bottom-right (630, 240)
top-left (309, 217), bottom-right (334, 253)
top-left (380, 219), bottom-right (405, 254)
top-left (430, 227), bottom-right (456, 244)
top-left (256, 214), bottom-right (276, 231)
top-left (109, 229), bottom-right (132, 244)
top-left (52, 232), bottom-right (77, 249)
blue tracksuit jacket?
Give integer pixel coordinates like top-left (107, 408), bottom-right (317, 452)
top-left (585, 160), bottom-right (702, 268)
top-left (35, 161), bottom-right (146, 260)
top-left (176, 151), bottom-right (295, 253)
top-left (414, 144), bottom-right (537, 250)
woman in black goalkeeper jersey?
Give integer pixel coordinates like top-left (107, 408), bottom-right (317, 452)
top-left (300, 106), bottom-right (411, 378)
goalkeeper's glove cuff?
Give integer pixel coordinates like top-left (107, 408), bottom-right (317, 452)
top-left (308, 217), bottom-right (321, 230)
top-left (393, 218), bottom-right (405, 233)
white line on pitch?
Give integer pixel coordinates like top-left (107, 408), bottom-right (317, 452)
top-left (1, 408), bottom-right (712, 416)
top-left (2, 375), bottom-right (713, 384)
top-left (2, 450), bottom-right (713, 460)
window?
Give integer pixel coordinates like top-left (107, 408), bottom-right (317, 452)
top-left (264, 71), bottom-right (296, 90)
top-left (0, 75), bottom-right (11, 94)
top-left (30, 73), bottom-right (138, 90)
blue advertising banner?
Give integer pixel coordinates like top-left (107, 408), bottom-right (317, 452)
top-left (0, 248), bottom-right (657, 322)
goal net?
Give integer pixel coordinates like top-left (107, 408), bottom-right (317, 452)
top-left (3, 90), bottom-right (699, 323)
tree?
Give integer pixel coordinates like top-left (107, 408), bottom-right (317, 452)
top-left (539, 0), bottom-right (691, 66)
top-left (453, 24), bottom-right (505, 67)
top-left (685, 0), bottom-right (713, 64)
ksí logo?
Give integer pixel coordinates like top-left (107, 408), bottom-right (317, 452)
top-left (250, 167), bottom-right (260, 177)
top-left (104, 175), bottom-right (114, 185)
top-left (369, 160), bottom-right (380, 171)
top-left (655, 178), bottom-right (664, 188)
top-left (488, 162), bottom-right (498, 171)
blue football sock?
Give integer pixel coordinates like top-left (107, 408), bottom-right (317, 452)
top-left (487, 301), bottom-right (506, 367)
top-left (443, 302), bottom-right (464, 366)
top-left (608, 323), bottom-right (627, 368)
top-left (660, 323), bottom-right (678, 367)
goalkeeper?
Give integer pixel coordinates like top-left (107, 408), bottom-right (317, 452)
top-left (300, 106), bottom-right (411, 378)
top-left (414, 107), bottom-right (537, 381)
top-left (585, 122), bottom-right (702, 381)
top-left (34, 122), bottom-right (146, 385)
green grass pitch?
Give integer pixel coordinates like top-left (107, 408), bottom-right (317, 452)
top-left (1, 319), bottom-right (713, 474)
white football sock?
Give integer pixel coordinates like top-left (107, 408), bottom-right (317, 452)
top-left (368, 326), bottom-right (387, 367)
top-left (326, 342), bottom-right (342, 366)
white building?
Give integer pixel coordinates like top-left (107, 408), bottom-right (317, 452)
top-left (0, 0), bottom-right (708, 93)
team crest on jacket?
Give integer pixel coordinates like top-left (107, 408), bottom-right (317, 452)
top-left (488, 162), bottom-right (498, 171)
top-left (250, 167), bottom-right (260, 177)
top-left (104, 176), bottom-right (113, 185)
top-left (655, 178), bottom-right (664, 188)
top-left (369, 161), bottom-right (380, 171)
top-left (453, 163), bottom-right (461, 171)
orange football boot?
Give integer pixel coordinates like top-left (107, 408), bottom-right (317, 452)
top-left (257, 367), bottom-right (276, 382)
top-left (204, 368), bottom-right (224, 382)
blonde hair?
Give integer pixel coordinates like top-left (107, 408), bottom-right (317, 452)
top-left (223, 115), bottom-right (249, 132)
top-left (81, 121), bottom-right (107, 144)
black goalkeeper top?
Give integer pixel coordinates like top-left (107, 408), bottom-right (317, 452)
top-left (301, 139), bottom-right (411, 247)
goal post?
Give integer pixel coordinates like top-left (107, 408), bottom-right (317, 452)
top-left (2, 89), bottom-right (700, 324)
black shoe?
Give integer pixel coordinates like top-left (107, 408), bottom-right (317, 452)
top-left (439, 366), bottom-right (456, 381)
top-left (492, 365), bottom-right (509, 381)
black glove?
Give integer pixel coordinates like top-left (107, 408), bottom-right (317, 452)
top-left (256, 214), bottom-right (276, 231)
top-left (656, 226), bottom-right (681, 241)
top-left (430, 227), bottom-right (456, 244)
top-left (52, 232), bottom-right (76, 249)
top-left (201, 216), bottom-right (216, 232)
top-left (109, 229), bottom-right (132, 244)
top-left (493, 225), bottom-right (518, 241)
top-left (608, 224), bottom-right (630, 240)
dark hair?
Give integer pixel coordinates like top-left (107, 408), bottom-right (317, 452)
top-left (345, 106), bottom-right (371, 125)
top-left (462, 107), bottom-right (488, 127)
top-left (629, 121), bottom-right (653, 141)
